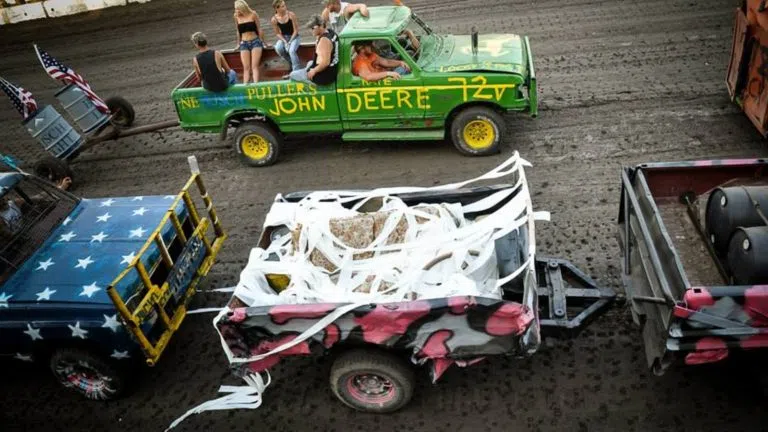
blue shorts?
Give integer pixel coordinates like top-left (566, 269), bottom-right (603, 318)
top-left (239, 39), bottom-right (264, 51)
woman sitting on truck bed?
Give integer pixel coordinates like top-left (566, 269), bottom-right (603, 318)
top-left (271, 0), bottom-right (302, 72)
top-left (234, 0), bottom-right (266, 83)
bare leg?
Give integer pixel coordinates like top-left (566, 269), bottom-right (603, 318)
top-left (240, 49), bottom-right (252, 83)
top-left (251, 47), bottom-right (262, 83)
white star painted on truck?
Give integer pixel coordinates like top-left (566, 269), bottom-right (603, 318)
top-left (0, 292), bottom-right (12, 307)
top-left (90, 232), bottom-right (108, 243)
top-left (96, 212), bottom-right (112, 223)
top-left (23, 324), bottom-right (42, 341)
top-left (102, 314), bottom-right (121, 333)
top-left (111, 350), bottom-right (130, 360)
top-left (120, 252), bottom-right (136, 266)
top-left (132, 207), bottom-right (148, 216)
top-left (62, 216), bottom-right (72, 226)
top-left (68, 322), bottom-right (88, 339)
top-left (100, 198), bottom-right (115, 207)
top-left (75, 256), bottom-right (95, 269)
top-left (80, 282), bottom-right (101, 298)
top-left (14, 353), bottom-right (33, 362)
top-left (36, 258), bottom-right (54, 271)
top-left (36, 287), bottom-right (56, 301)
top-left (129, 226), bottom-right (146, 238)
top-left (59, 231), bottom-right (76, 242)
top-left (132, 196), bottom-right (144, 201)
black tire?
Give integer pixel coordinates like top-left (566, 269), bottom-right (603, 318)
top-left (105, 96), bottom-right (135, 128)
top-left (449, 106), bottom-right (505, 156)
top-left (329, 348), bottom-right (415, 413)
top-left (49, 348), bottom-right (127, 401)
top-left (34, 156), bottom-right (74, 189)
top-left (233, 121), bottom-right (281, 167)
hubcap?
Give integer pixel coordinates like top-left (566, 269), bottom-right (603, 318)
top-left (54, 359), bottom-right (115, 400)
top-left (241, 134), bottom-right (270, 160)
top-left (462, 119), bottom-right (495, 149)
top-left (346, 373), bottom-right (396, 404)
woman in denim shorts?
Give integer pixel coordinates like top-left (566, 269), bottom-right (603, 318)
top-left (234, 0), bottom-right (266, 83)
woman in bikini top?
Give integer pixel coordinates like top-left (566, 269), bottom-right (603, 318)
top-left (234, 0), bottom-right (267, 83)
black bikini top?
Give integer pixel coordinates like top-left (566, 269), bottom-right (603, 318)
top-left (238, 21), bottom-right (258, 34)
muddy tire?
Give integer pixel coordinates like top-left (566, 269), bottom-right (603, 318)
top-left (449, 106), bottom-right (504, 156)
top-left (34, 156), bottom-right (74, 189)
top-left (105, 96), bottom-right (135, 128)
top-left (329, 349), bottom-right (414, 413)
top-left (49, 348), bottom-right (127, 401)
top-left (233, 121), bottom-right (281, 167)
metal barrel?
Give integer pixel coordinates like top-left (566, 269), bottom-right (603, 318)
top-left (22, 104), bottom-right (84, 160)
top-left (705, 186), bottom-right (768, 256)
top-left (54, 83), bottom-right (109, 135)
top-left (727, 226), bottom-right (768, 285)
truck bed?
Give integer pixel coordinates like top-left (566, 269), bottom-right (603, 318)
top-left (178, 44), bottom-right (317, 89)
top-left (656, 198), bottom-right (725, 287)
top-left (654, 177), bottom-right (768, 287)
top-left (618, 158), bottom-right (768, 373)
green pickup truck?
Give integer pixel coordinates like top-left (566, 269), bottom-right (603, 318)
top-left (171, 5), bottom-right (537, 166)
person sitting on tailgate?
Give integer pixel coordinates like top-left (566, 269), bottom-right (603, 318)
top-left (191, 32), bottom-right (237, 92)
top-left (351, 40), bottom-right (410, 82)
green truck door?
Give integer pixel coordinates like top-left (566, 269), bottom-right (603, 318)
top-left (249, 81), bottom-right (343, 134)
top-left (339, 39), bottom-right (427, 130)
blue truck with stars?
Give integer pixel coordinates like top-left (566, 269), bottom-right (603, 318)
top-left (0, 156), bottom-right (226, 400)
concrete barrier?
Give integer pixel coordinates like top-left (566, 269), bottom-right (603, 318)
top-left (83, 0), bottom-right (127, 11)
top-left (0, 2), bottom-right (47, 25)
top-left (42, 0), bottom-right (88, 18)
top-left (0, 0), bottom-right (141, 25)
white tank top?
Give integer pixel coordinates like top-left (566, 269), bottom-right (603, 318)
top-left (328, 1), bottom-right (350, 33)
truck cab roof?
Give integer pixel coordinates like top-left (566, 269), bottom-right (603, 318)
top-left (340, 6), bottom-right (411, 38)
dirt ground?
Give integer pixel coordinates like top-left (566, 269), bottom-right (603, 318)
top-left (1, 0), bottom-right (767, 430)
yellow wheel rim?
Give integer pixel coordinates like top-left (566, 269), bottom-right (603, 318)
top-left (241, 134), bottom-right (270, 160)
top-left (462, 119), bottom-right (495, 149)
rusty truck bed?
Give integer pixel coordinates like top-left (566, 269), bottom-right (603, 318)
top-left (618, 158), bottom-right (768, 374)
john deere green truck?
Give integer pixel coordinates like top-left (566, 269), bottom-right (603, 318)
top-left (171, 5), bottom-right (537, 166)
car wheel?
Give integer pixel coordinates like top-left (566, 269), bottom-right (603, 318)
top-left (329, 348), bottom-right (415, 414)
top-left (34, 156), bottom-right (74, 190)
top-left (105, 96), bottom-right (136, 128)
top-left (49, 348), bottom-right (126, 401)
top-left (233, 121), bottom-right (281, 167)
top-left (449, 106), bottom-right (505, 156)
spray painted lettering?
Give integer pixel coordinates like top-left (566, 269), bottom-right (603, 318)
top-left (346, 88), bottom-right (430, 112)
top-left (246, 83), bottom-right (325, 116)
top-left (447, 76), bottom-right (514, 102)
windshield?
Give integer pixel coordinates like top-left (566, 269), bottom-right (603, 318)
top-left (383, 13), bottom-right (440, 66)
top-left (0, 176), bottom-right (78, 284)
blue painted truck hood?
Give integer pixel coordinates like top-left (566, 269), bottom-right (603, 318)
top-left (2, 194), bottom-right (186, 306)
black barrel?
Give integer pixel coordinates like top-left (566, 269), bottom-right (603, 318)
top-left (705, 186), bottom-right (768, 256)
top-left (727, 226), bottom-right (768, 285)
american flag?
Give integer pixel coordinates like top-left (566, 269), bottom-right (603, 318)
top-left (0, 76), bottom-right (38, 120)
top-left (34, 44), bottom-right (110, 114)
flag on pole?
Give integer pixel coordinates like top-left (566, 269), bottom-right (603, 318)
top-left (34, 44), bottom-right (110, 114)
top-left (0, 76), bottom-right (38, 120)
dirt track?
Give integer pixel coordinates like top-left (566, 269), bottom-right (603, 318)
top-left (2, 0), bottom-right (768, 430)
